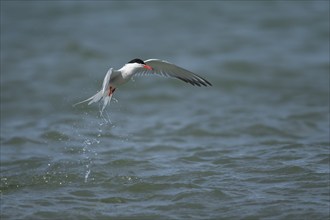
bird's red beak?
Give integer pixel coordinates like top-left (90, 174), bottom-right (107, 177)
top-left (143, 64), bottom-right (153, 70)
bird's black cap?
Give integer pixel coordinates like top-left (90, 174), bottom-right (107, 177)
top-left (128, 58), bottom-right (145, 64)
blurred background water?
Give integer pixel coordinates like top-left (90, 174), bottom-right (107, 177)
top-left (1, 1), bottom-right (329, 219)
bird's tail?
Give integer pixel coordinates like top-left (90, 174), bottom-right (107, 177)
top-left (73, 67), bottom-right (114, 113)
top-left (73, 90), bottom-right (102, 106)
top-left (73, 89), bottom-right (113, 113)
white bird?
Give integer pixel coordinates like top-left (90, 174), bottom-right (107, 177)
top-left (74, 58), bottom-right (212, 112)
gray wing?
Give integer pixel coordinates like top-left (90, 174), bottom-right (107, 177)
top-left (139, 59), bottom-right (212, 87)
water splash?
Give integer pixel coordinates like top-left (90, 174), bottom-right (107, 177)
top-left (80, 113), bottom-right (113, 183)
top-left (99, 109), bottom-right (112, 124)
top-left (81, 140), bottom-right (97, 183)
top-left (84, 165), bottom-right (91, 183)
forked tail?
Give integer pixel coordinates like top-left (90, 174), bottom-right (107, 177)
top-left (73, 88), bottom-right (115, 113)
top-left (73, 67), bottom-right (114, 113)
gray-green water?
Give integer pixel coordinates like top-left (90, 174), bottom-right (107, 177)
top-left (1, 1), bottom-right (329, 219)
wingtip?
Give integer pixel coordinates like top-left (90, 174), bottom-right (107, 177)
top-left (206, 80), bottom-right (212, 86)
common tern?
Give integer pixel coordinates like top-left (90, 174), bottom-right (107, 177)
top-left (74, 58), bottom-right (212, 112)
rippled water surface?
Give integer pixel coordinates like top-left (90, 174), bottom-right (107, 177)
top-left (1, 1), bottom-right (329, 219)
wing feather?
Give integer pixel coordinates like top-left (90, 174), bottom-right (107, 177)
top-left (139, 59), bottom-right (212, 86)
top-left (101, 68), bottom-right (113, 94)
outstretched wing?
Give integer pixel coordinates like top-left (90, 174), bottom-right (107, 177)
top-left (138, 59), bottom-right (212, 87)
top-left (101, 68), bottom-right (112, 94)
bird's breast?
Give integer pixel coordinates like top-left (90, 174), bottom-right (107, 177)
top-left (110, 71), bottom-right (131, 87)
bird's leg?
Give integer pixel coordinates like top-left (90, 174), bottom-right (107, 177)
top-left (108, 87), bottom-right (116, 96)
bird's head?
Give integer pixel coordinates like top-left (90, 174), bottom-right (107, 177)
top-left (127, 58), bottom-right (153, 71)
